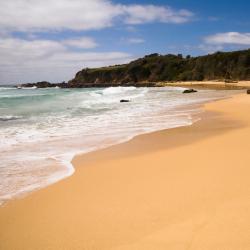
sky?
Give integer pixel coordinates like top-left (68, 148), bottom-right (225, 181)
top-left (0, 0), bottom-right (250, 84)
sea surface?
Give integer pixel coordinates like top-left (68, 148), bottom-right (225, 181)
top-left (0, 86), bottom-right (235, 205)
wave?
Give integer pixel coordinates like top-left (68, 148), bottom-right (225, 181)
top-left (0, 87), bottom-right (235, 206)
top-left (0, 94), bottom-right (47, 100)
top-left (0, 115), bottom-right (23, 121)
top-left (20, 86), bottom-right (37, 89)
top-left (0, 87), bottom-right (15, 91)
top-left (84, 87), bottom-right (148, 106)
top-left (102, 86), bottom-right (136, 95)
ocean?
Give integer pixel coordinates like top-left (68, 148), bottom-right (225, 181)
top-left (0, 86), bottom-right (235, 205)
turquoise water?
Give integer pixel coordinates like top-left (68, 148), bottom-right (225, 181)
top-left (0, 86), bottom-right (235, 204)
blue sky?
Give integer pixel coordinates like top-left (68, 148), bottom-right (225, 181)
top-left (0, 0), bottom-right (249, 84)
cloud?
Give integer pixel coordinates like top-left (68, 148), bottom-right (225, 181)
top-left (204, 32), bottom-right (250, 45)
top-left (198, 44), bottom-right (224, 54)
top-left (0, 38), bottom-right (65, 63)
top-left (0, 37), bottom-right (133, 84)
top-left (126, 38), bottom-right (145, 44)
top-left (125, 26), bottom-right (137, 32)
top-left (63, 37), bottom-right (98, 49)
top-left (0, 0), bottom-right (121, 32)
top-left (0, 1), bottom-right (194, 83)
top-left (123, 5), bottom-right (193, 25)
top-left (0, 1), bottom-right (194, 32)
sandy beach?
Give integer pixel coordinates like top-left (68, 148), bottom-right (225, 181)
top-left (1, 93), bottom-right (250, 250)
top-left (157, 80), bottom-right (250, 89)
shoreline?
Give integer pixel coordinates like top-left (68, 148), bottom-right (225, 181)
top-left (1, 93), bottom-right (250, 249)
top-left (17, 80), bottom-right (250, 90)
top-left (0, 98), bottom-right (204, 206)
top-left (0, 87), bottom-right (233, 206)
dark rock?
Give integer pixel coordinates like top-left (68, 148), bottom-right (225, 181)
top-left (22, 81), bottom-right (52, 88)
top-left (183, 88), bottom-right (198, 94)
top-left (247, 89), bottom-right (250, 94)
top-left (17, 81), bottom-right (68, 89)
top-left (120, 99), bottom-right (130, 103)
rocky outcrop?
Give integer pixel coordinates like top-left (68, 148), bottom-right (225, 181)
top-left (120, 99), bottom-right (130, 103)
top-left (18, 81), bottom-right (156, 89)
top-left (68, 49), bottom-right (250, 87)
top-left (183, 89), bottom-right (198, 94)
top-left (17, 81), bottom-right (68, 88)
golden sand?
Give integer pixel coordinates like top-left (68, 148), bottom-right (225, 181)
top-left (0, 93), bottom-right (250, 249)
top-left (157, 80), bottom-right (250, 89)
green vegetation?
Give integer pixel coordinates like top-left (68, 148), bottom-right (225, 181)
top-left (69, 49), bottom-right (250, 85)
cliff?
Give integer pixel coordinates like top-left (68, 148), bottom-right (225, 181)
top-left (19, 49), bottom-right (250, 88)
top-left (69, 49), bottom-right (250, 87)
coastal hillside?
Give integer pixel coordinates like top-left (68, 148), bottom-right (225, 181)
top-left (69, 49), bottom-right (250, 86)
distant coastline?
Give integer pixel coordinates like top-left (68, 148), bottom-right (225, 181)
top-left (17, 80), bottom-right (250, 91)
top-left (17, 48), bottom-right (250, 90)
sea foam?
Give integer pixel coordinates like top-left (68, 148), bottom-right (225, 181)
top-left (0, 86), bottom-right (235, 205)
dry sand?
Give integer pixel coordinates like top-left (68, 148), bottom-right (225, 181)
top-left (0, 93), bottom-right (250, 250)
top-left (157, 80), bottom-right (250, 89)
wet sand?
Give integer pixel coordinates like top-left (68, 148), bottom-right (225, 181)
top-left (157, 80), bottom-right (250, 89)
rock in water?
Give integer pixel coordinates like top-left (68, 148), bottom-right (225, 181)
top-left (120, 99), bottom-right (130, 103)
top-left (183, 89), bottom-right (198, 94)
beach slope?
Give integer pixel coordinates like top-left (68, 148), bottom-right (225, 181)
top-left (0, 94), bottom-right (250, 250)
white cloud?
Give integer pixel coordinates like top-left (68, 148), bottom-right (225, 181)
top-left (0, 1), bottom-right (193, 32)
top-left (0, 1), bottom-right (194, 83)
top-left (198, 44), bottom-right (224, 54)
top-left (126, 38), bottom-right (145, 44)
top-left (125, 26), bottom-right (137, 32)
top-left (0, 0), bottom-right (122, 32)
top-left (123, 5), bottom-right (193, 25)
top-left (63, 37), bottom-right (98, 49)
top-left (0, 37), bottom-right (133, 84)
top-left (204, 32), bottom-right (250, 45)
top-left (0, 38), bottom-right (65, 63)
